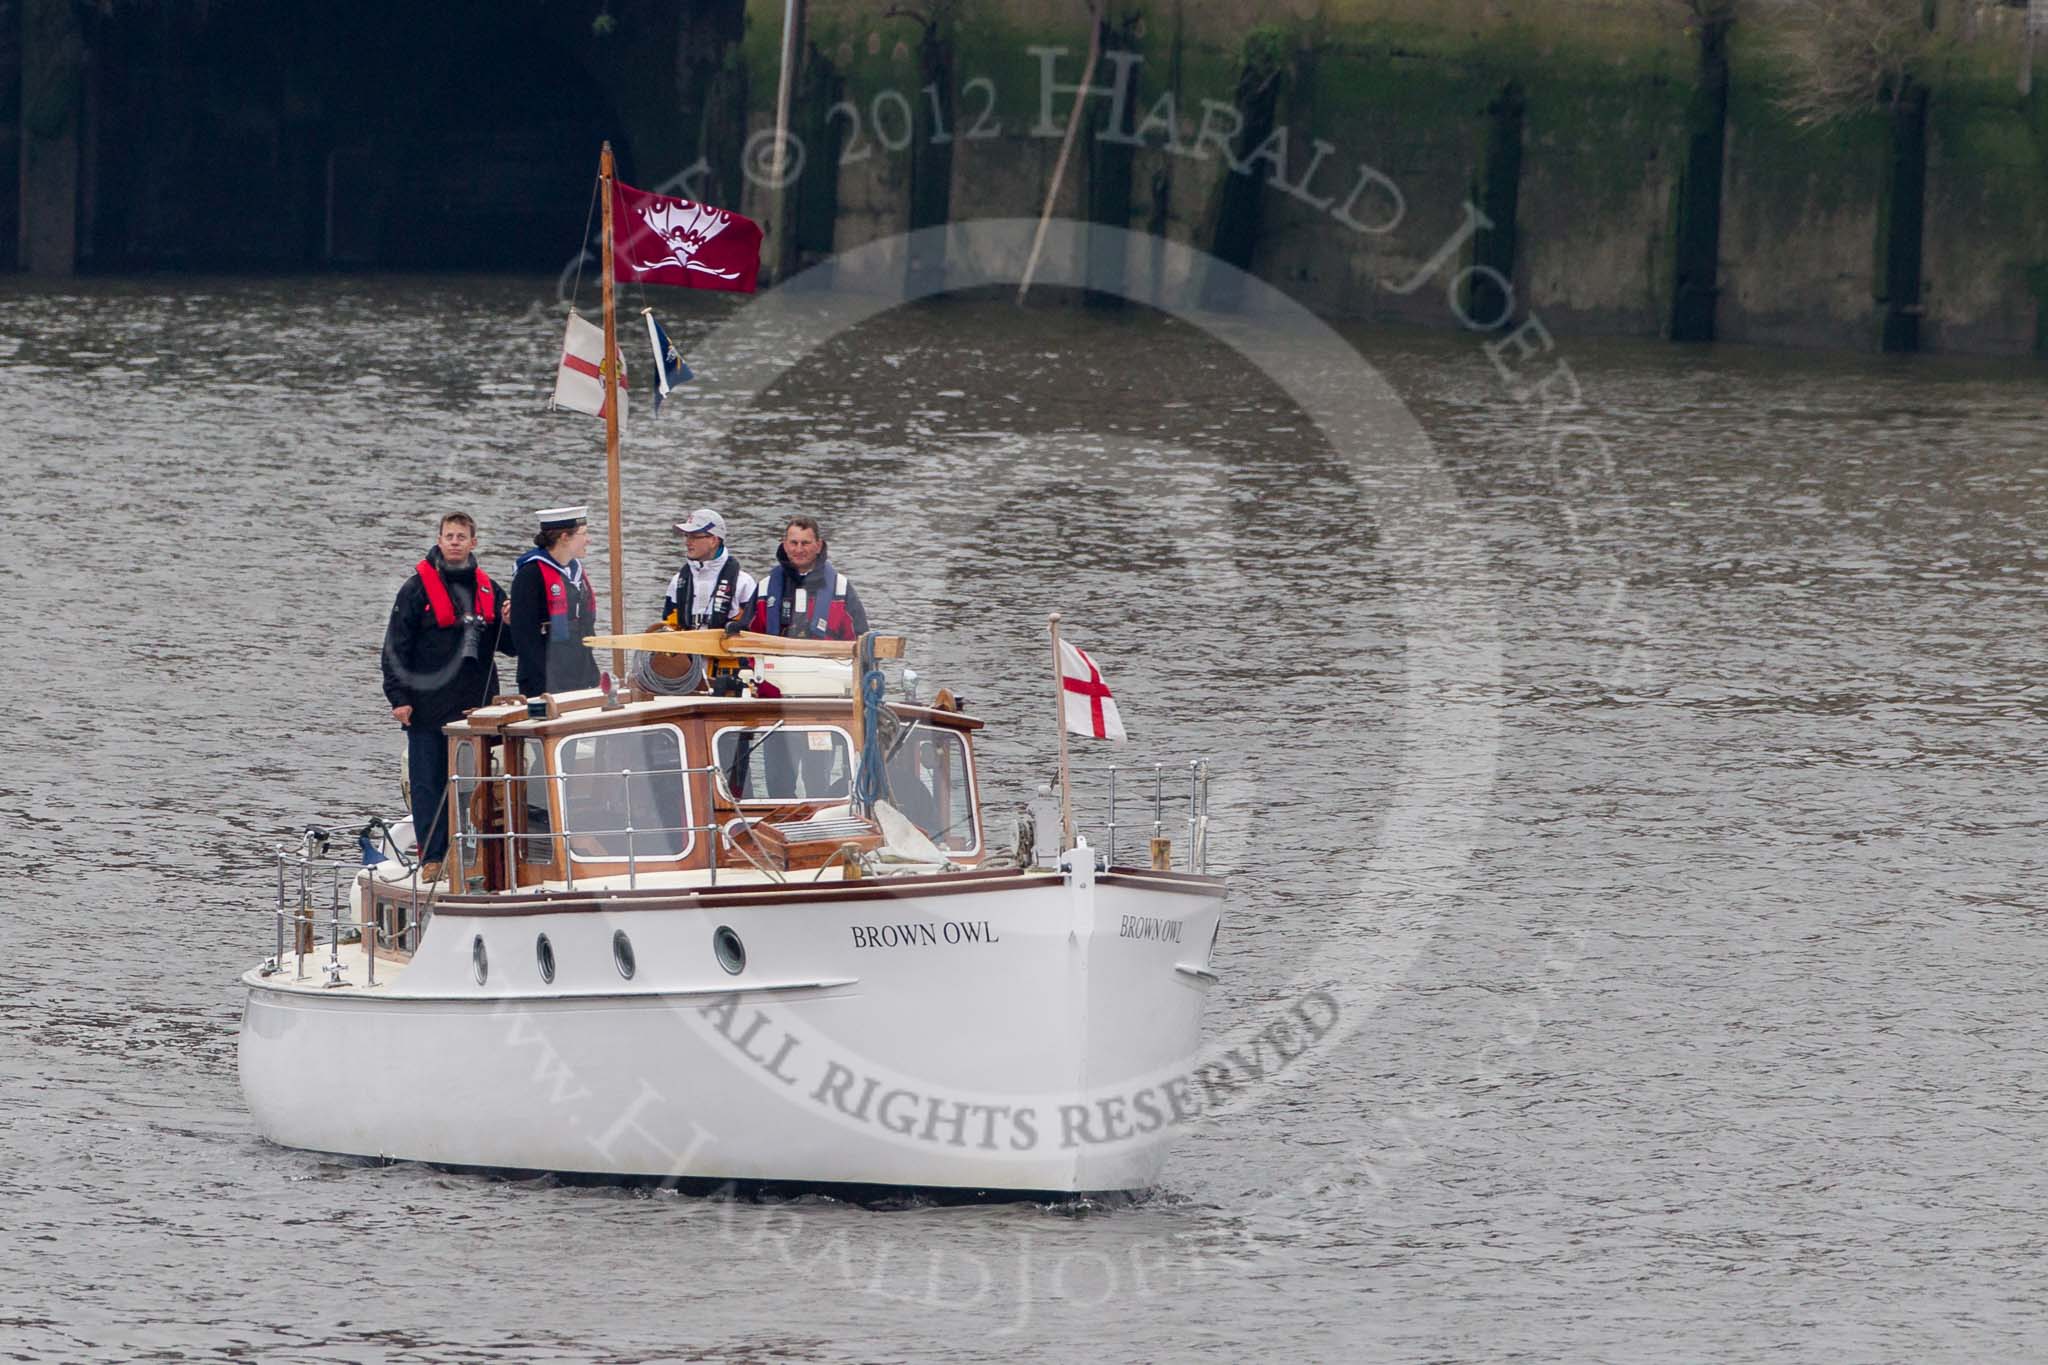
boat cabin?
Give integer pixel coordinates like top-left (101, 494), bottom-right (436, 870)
top-left (435, 688), bottom-right (987, 895)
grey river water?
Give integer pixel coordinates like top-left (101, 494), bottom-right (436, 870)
top-left (1, 272), bottom-right (2046, 1362)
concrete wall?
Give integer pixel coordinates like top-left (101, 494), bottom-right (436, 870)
top-left (9, 0), bottom-right (2042, 356)
top-left (1919, 5), bottom-right (2048, 354)
top-left (740, 0), bottom-right (2048, 355)
top-left (1715, 64), bottom-right (1889, 351)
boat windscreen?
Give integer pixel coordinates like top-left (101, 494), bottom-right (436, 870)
top-left (555, 724), bottom-right (693, 864)
top-left (714, 725), bottom-right (852, 804)
top-left (884, 724), bottom-right (978, 852)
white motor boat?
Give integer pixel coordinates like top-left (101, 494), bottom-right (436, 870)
top-left (238, 631), bottom-right (1223, 1197)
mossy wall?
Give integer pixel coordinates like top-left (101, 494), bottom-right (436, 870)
top-left (1917, 5), bottom-right (2048, 354)
top-left (16, 0), bottom-right (2036, 353)
top-left (1715, 36), bottom-right (1890, 350)
top-left (729, 0), bottom-right (2047, 355)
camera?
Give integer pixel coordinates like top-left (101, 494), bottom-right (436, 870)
top-left (457, 613), bottom-right (487, 663)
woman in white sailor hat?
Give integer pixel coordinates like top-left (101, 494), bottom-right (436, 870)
top-left (508, 506), bottom-right (602, 697)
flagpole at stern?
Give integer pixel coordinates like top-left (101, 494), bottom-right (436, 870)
top-left (598, 142), bottom-right (627, 683)
top-left (1048, 613), bottom-right (1075, 854)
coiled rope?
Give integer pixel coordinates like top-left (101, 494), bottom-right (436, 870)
top-left (628, 646), bottom-right (706, 696)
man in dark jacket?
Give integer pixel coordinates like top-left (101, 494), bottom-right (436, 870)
top-left (380, 512), bottom-right (513, 876)
top-left (508, 505), bottom-right (602, 698)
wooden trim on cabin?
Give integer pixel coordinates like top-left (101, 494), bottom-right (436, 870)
top-left (437, 697), bottom-right (992, 890)
top-left (427, 866), bottom-right (1054, 917)
top-left (437, 862), bottom-right (1034, 905)
top-left (448, 696), bottom-right (985, 740)
top-left (372, 864), bottom-right (1223, 920)
top-left (887, 702), bottom-right (986, 732)
top-left (507, 733), bottom-right (565, 885)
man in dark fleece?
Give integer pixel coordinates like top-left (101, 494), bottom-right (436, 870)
top-left (380, 512), bottom-right (513, 878)
top-left (746, 514), bottom-right (869, 640)
top-left (747, 514), bottom-right (870, 797)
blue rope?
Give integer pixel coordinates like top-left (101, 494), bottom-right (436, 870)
top-left (853, 636), bottom-right (891, 814)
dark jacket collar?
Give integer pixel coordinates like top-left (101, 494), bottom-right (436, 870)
top-left (425, 545), bottom-right (478, 582)
top-left (775, 543), bottom-right (831, 586)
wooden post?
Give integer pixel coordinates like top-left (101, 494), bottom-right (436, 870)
top-left (19, 0), bottom-right (83, 276)
top-left (598, 143), bottom-right (628, 682)
top-left (1018, 2), bottom-right (1103, 305)
top-left (768, 0), bottom-right (807, 283)
top-left (1048, 613), bottom-right (1075, 852)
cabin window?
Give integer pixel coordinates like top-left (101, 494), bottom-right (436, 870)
top-left (885, 725), bottom-right (979, 853)
top-left (450, 741), bottom-right (481, 878)
top-left (712, 725), bottom-right (854, 805)
top-left (513, 738), bottom-right (554, 868)
top-left (556, 723), bottom-right (694, 865)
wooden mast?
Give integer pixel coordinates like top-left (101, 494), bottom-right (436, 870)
top-left (598, 142), bottom-right (627, 683)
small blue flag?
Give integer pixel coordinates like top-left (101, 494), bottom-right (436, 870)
top-left (643, 308), bottom-right (694, 415)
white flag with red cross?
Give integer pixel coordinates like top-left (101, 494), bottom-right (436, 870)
top-left (1058, 638), bottom-right (1127, 742)
top-left (551, 310), bottom-right (627, 423)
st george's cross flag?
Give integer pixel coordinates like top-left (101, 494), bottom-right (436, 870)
top-left (1058, 638), bottom-right (1127, 742)
top-left (612, 179), bottom-right (762, 294)
top-left (551, 310), bottom-right (626, 423)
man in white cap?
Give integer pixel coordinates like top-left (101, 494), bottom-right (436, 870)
top-left (660, 508), bottom-right (757, 632)
top-left (509, 506), bottom-right (601, 696)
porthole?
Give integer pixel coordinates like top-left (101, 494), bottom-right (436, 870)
top-left (713, 925), bottom-right (746, 976)
top-left (472, 934), bottom-right (488, 986)
top-left (613, 929), bottom-right (636, 981)
top-left (536, 933), bottom-right (556, 985)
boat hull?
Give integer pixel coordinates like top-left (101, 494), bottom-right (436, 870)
top-left (239, 869), bottom-right (1222, 1195)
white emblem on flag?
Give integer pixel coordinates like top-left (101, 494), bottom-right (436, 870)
top-left (634, 199), bottom-right (741, 280)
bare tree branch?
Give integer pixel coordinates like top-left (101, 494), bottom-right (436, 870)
top-left (1760, 0), bottom-right (1941, 125)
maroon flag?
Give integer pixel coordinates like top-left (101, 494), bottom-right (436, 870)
top-left (611, 179), bottom-right (762, 293)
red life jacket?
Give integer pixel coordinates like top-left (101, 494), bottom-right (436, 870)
top-left (417, 558), bottom-right (495, 627)
top-left (534, 558), bottom-right (594, 625)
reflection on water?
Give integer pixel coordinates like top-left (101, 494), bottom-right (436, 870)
top-left (2, 273), bottom-right (2046, 1361)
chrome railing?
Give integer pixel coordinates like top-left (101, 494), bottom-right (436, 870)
top-left (1067, 758), bottom-right (1211, 873)
top-left (268, 830), bottom-right (379, 988)
top-left (448, 759), bottom-right (798, 895)
top-left (262, 747), bottom-right (997, 983)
